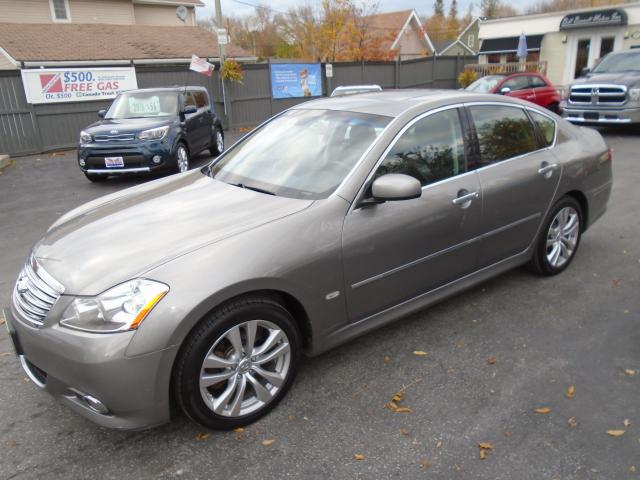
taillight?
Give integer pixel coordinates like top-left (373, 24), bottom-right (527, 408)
top-left (600, 148), bottom-right (613, 163)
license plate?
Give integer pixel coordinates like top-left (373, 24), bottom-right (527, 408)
top-left (105, 156), bottom-right (124, 168)
top-left (584, 112), bottom-right (599, 121)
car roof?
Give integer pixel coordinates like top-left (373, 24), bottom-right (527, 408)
top-left (292, 89), bottom-right (531, 117)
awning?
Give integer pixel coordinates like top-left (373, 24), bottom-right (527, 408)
top-left (479, 35), bottom-right (543, 54)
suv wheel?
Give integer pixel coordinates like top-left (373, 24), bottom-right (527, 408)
top-left (175, 143), bottom-right (189, 173)
top-left (210, 127), bottom-right (224, 156)
top-left (174, 296), bottom-right (301, 430)
top-left (529, 196), bottom-right (582, 276)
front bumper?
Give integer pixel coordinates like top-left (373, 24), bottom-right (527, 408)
top-left (561, 104), bottom-right (640, 124)
top-left (5, 299), bottom-right (177, 430)
top-left (78, 139), bottom-right (176, 176)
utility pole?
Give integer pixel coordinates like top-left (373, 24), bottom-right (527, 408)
top-left (214, 0), bottom-right (226, 59)
top-left (214, 0), bottom-right (231, 126)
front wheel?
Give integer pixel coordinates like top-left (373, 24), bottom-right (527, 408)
top-left (528, 196), bottom-right (582, 276)
top-left (210, 127), bottom-right (224, 156)
top-left (174, 143), bottom-right (190, 173)
top-left (174, 296), bottom-right (301, 430)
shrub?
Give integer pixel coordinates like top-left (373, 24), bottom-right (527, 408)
top-left (458, 69), bottom-right (478, 88)
top-left (220, 59), bottom-right (244, 84)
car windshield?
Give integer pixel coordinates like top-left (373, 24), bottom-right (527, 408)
top-left (466, 75), bottom-right (505, 93)
top-left (208, 109), bottom-right (391, 200)
top-left (105, 91), bottom-right (179, 119)
top-left (593, 52), bottom-right (640, 73)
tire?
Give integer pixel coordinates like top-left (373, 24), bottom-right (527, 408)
top-left (528, 196), bottom-right (583, 276)
top-left (84, 172), bottom-right (107, 182)
top-left (174, 296), bottom-right (301, 430)
top-left (210, 127), bottom-right (224, 156)
top-left (174, 143), bottom-right (190, 174)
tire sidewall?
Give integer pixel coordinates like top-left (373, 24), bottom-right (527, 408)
top-left (211, 127), bottom-right (224, 156)
top-left (536, 196), bottom-right (583, 275)
top-left (175, 143), bottom-right (189, 173)
top-left (176, 300), bottom-right (301, 430)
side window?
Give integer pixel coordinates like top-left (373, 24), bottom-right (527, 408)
top-left (529, 110), bottom-right (556, 147)
top-left (528, 76), bottom-right (547, 88)
top-left (192, 91), bottom-right (208, 108)
top-left (468, 105), bottom-right (537, 166)
top-left (183, 92), bottom-right (196, 108)
top-left (502, 76), bottom-right (529, 91)
top-left (375, 109), bottom-right (465, 187)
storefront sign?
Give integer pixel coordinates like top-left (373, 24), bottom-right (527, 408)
top-left (270, 63), bottom-right (322, 99)
top-left (560, 9), bottom-right (627, 30)
top-left (21, 67), bottom-right (138, 104)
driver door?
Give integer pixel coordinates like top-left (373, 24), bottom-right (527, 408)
top-left (341, 107), bottom-right (483, 322)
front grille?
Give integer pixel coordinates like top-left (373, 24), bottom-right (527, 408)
top-left (569, 84), bottom-right (627, 105)
top-left (94, 133), bottom-right (136, 142)
top-left (12, 255), bottom-right (64, 328)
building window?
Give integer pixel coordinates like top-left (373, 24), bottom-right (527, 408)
top-left (49, 0), bottom-right (71, 22)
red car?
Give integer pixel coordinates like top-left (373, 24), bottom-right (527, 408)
top-left (466, 72), bottom-right (560, 113)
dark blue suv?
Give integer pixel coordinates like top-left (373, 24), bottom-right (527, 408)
top-left (78, 86), bottom-right (224, 182)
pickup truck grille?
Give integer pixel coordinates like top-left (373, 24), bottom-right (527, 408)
top-left (12, 256), bottom-right (64, 328)
top-left (569, 85), bottom-right (627, 105)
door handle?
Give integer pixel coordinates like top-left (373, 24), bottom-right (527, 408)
top-left (538, 162), bottom-right (559, 178)
top-left (452, 190), bottom-right (479, 206)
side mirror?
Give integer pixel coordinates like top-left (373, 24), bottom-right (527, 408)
top-left (183, 105), bottom-right (198, 115)
top-left (580, 67), bottom-right (591, 77)
top-left (500, 87), bottom-right (511, 95)
top-left (371, 174), bottom-right (421, 202)
top-left (97, 109), bottom-right (106, 119)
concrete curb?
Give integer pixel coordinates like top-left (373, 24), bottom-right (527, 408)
top-left (0, 154), bottom-right (10, 170)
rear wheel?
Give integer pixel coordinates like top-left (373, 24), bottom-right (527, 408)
top-left (174, 296), bottom-right (301, 430)
top-left (84, 172), bottom-right (107, 182)
top-left (529, 196), bottom-right (582, 276)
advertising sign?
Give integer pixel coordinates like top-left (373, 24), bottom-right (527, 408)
top-left (190, 55), bottom-right (215, 77)
top-left (270, 63), bottom-right (322, 99)
top-left (560, 9), bottom-right (627, 30)
top-left (21, 67), bottom-right (138, 104)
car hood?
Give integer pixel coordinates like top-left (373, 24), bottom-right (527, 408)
top-left (33, 171), bottom-right (313, 295)
top-left (573, 71), bottom-right (640, 88)
top-left (84, 117), bottom-right (175, 135)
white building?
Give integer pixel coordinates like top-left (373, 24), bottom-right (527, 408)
top-left (478, 3), bottom-right (640, 86)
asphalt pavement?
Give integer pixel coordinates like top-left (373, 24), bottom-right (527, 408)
top-left (0, 129), bottom-right (638, 480)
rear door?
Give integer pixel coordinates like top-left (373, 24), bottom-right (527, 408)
top-left (466, 104), bottom-right (561, 268)
top-left (502, 75), bottom-right (537, 105)
top-left (182, 91), bottom-right (202, 151)
top-left (342, 107), bottom-right (483, 321)
top-left (192, 90), bottom-right (213, 150)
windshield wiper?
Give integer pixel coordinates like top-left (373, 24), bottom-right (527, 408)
top-left (229, 182), bottom-right (276, 196)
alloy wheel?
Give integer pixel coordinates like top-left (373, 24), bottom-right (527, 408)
top-left (546, 206), bottom-right (579, 268)
top-left (216, 130), bottom-right (224, 154)
top-left (177, 145), bottom-right (189, 173)
top-left (199, 320), bottom-right (291, 418)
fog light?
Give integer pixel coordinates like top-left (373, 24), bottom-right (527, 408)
top-left (79, 158), bottom-right (86, 167)
top-left (152, 155), bottom-right (161, 164)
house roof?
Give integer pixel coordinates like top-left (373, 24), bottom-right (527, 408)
top-left (0, 23), bottom-right (250, 63)
top-left (438, 39), bottom-right (476, 55)
top-left (364, 9), bottom-right (435, 54)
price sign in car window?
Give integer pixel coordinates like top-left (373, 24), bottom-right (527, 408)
top-left (128, 96), bottom-right (161, 115)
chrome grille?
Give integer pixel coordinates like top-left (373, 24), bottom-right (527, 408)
top-left (12, 256), bottom-right (64, 328)
top-left (94, 133), bottom-right (136, 142)
top-left (569, 84), bottom-right (627, 105)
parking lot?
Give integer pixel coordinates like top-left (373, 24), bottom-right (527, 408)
top-left (0, 128), bottom-right (638, 480)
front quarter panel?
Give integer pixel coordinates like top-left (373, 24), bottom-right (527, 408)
top-left (125, 196), bottom-right (351, 357)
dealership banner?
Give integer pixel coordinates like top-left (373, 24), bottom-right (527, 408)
top-left (21, 67), bottom-right (138, 104)
top-left (270, 63), bottom-right (321, 99)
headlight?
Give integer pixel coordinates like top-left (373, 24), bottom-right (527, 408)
top-left (629, 88), bottom-right (640, 102)
top-left (138, 126), bottom-right (169, 140)
top-left (80, 130), bottom-right (92, 144)
top-left (60, 279), bottom-right (169, 333)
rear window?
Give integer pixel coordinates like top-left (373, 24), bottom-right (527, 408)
top-left (530, 111), bottom-right (555, 147)
top-left (468, 105), bottom-right (537, 166)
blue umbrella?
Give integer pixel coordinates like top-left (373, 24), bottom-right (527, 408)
top-left (517, 33), bottom-right (528, 60)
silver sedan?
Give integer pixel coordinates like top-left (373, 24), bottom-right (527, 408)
top-left (7, 90), bottom-right (612, 430)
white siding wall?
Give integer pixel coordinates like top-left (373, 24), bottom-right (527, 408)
top-left (0, 0), bottom-right (52, 23)
top-left (134, 4), bottom-right (195, 26)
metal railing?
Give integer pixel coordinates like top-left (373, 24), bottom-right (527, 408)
top-left (465, 61), bottom-right (548, 77)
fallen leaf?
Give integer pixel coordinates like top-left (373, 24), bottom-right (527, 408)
top-left (420, 458), bottom-right (431, 470)
top-left (261, 439), bottom-right (275, 446)
top-left (383, 356), bottom-right (391, 364)
top-left (486, 356), bottom-right (497, 365)
top-left (456, 340), bottom-right (465, 348)
top-left (535, 407), bottom-right (552, 414)
top-left (565, 385), bottom-right (576, 399)
top-left (195, 432), bottom-right (211, 441)
top-left (478, 442), bottom-right (494, 450)
top-left (0, 352), bottom-right (11, 357)
top-left (624, 309), bottom-right (630, 314)
top-left (353, 453), bottom-right (365, 461)
top-left (454, 464), bottom-right (462, 471)
top-left (479, 449), bottom-right (488, 460)
top-left (630, 465), bottom-right (637, 473)
top-left (607, 430), bottom-right (626, 437)
top-left (234, 427), bottom-right (245, 433)
top-left (399, 428), bottom-right (411, 436)
top-left (394, 407), bottom-right (412, 413)
top-left (288, 415), bottom-right (294, 421)
top-left (413, 350), bottom-right (428, 356)
top-left (0, 319), bottom-right (5, 326)
top-left (436, 440), bottom-right (443, 449)
top-left (624, 419), bottom-right (631, 427)
top-left (624, 369), bottom-right (637, 377)
top-left (385, 390), bottom-right (412, 413)
top-left (612, 278), bottom-right (622, 288)
top-left (503, 431), bottom-right (513, 437)
top-left (568, 417), bottom-right (578, 428)
top-left (392, 391), bottom-right (404, 402)
top-left (7, 440), bottom-right (17, 448)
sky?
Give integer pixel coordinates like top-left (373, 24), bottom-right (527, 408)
top-left (196, 0), bottom-right (538, 20)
